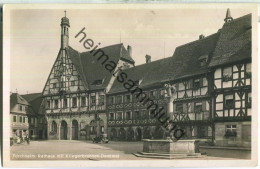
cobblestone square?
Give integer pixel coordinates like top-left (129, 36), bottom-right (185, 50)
top-left (10, 140), bottom-right (234, 160)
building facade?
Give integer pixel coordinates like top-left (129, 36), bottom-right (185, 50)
top-left (41, 9), bottom-right (251, 147)
top-left (10, 93), bottom-right (47, 140)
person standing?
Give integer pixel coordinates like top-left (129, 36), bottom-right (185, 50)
top-left (26, 134), bottom-right (30, 144)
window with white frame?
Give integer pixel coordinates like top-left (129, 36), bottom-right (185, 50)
top-left (91, 96), bottom-right (96, 106)
top-left (99, 95), bottom-right (105, 105)
top-left (225, 125), bottom-right (237, 137)
top-left (116, 96), bottom-right (123, 104)
top-left (72, 98), bottom-right (77, 108)
top-left (81, 97), bottom-right (86, 107)
top-left (54, 99), bottom-right (59, 109)
top-left (126, 111), bottom-right (131, 120)
top-left (109, 96), bottom-right (114, 105)
top-left (63, 98), bottom-right (68, 108)
top-left (13, 115), bottom-right (17, 122)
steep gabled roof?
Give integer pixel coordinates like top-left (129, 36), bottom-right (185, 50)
top-left (10, 93), bottom-right (30, 109)
top-left (209, 14), bottom-right (251, 67)
top-left (108, 32), bottom-right (220, 94)
top-left (21, 93), bottom-right (43, 114)
top-left (68, 43), bottom-right (134, 91)
top-left (172, 32), bottom-right (220, 79)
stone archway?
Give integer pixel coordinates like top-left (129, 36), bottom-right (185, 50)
top-left (60, 120), bottom-right (68, 140)
top-left (126, 127), bottom-right (134, 141)
top-left (143, 127), bottom-right (152, 139)
top-left (136, 127), bottom-right (142, 141)
top-left (110, 128), bottom-right (117, 140)
top-left (153, 126), bottom-right (164, 139)
top-left (118, 128), bottom-right (126, 141)
top-left (72, 120), bottom-right (79, 140)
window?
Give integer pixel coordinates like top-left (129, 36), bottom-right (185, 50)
top-left (142, 110), bottom-right (149, 119)
top-left (47, 101), bottom-right (51, 109)
top-left (126, 111), bottom-right (131, 120)
top-left (92, 79), bottom-right (103, 86)
top-left (247, 92), bottom-right (252, 108)
top-left (245, 63), bottom-right (252, 78)
top-left (72, 98), bottom-right (77, 108)
top-left (19, 116), bottom-right (22, 123)
top-left (28, 117), bottom-right (31, 123)
top-left (199, 55), bottom-right (208, 67)
top-left (51, 121), bottom-right (57, 133)
top-left (99, 95), bottom-right (105, 105)
top-left (200, 58), bottom-right (207, 67)
top-left (159, 89), bottom-right (165, 98)
top-left (53, 83), bottom-right (56, 88)
top-left (223, 67), bottom-right (232, 82)
top-left (71, 81), bottom-right (75, 86)
top-left (109, 113), bottom-right (114, 120)
top-left (25, 106), bottom-right (28, 111)
top-left (150, 90), bottom-right (157, 98)
top-left (23, 117), bottom-right (26, 123)
top-left (225, 125), bottom-right (237, 137)
top-left (19, 105), bottom-right (23, 111)
top-left (63, 98), bottom-right (67, 108)
top-left (176, 103), bottom-right (183, 113)
top-left (101, 126), bottom-right (104, 133)
top-left (91, 96), bottom-right (96, 106)
top-left (95, 114), bottom-right (99, 120)
top-left (117, 112), bottom-right (123, 120)
top-left (109, 97), bottom-right (114, 105)
top-left (125, 95), bottom-right (131, 103)
top-left (54, 100), bottom-right (59, 109)
top-left (13, 116), bottom-right (17, 122)
top-left (193, 79), bottom-right (201, 89)
top-left (81, 97), bottom-right (86, 107)
top-left (225, 95), bottom-right (234, 109)
top-left (116, 96), bottom-right (123, 104)
top-left (134, 111), bottom-right (140, 119)
top-left (195, 102), bottom-right (202, 113)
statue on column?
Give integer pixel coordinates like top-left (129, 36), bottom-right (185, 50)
top-left (164, 83), bottom-right (177, 139)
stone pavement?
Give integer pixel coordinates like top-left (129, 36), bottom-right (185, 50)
top-left (10, 140), bottom-right (235, 160)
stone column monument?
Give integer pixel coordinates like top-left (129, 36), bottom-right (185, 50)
top-left (164, 83), bottom-right (177, 120)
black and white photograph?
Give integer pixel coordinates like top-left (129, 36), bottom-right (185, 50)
top-left (2, 3), bottom-right (258, 167)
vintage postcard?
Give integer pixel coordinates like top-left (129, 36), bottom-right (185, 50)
top-left (2, 3), bottom-right (258, 167)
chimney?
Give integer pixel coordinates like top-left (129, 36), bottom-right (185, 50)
top-left (199, 34), bottom-right (205, 40)
top-left (127, 45), bottom-right (132, 58)
top-left (145, 55), bottom-right (151, 63)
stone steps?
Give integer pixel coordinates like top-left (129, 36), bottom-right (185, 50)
top-left (132, 152), bottom-right (207, 159)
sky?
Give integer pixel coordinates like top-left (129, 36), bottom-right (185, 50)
top-left (9, 5), bottom-right (252, 94)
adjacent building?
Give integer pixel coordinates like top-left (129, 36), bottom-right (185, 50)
top-left (10, 93), bottom-right (47, 140)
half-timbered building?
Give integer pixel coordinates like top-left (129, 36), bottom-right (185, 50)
top-left (209, 12), bottom-right (252, 147)
top-left (42, 15), bottom-right (135, 140)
